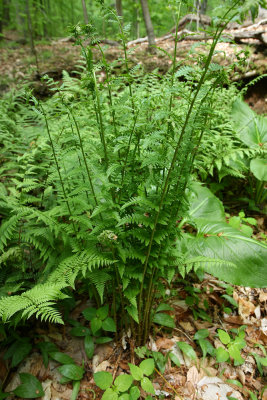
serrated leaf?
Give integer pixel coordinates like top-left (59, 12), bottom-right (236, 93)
top-left (13, 373), bottom-right (44, 398)
top-left (153, 313), bottom-right (175, 329)
top-left (96, 305), bottom-right (109, 320)
top-left (129, 363), bottom-right (143, 380)
top-left (94, 371), bottom-right (113, 390)
top-left (114, 374), bottom-right (133, 392)
top-left (129, 386), bottom-right (140, 400)
top-left (58, 364), bottom-right (84, 381)
top-left (102, 317), bottom-right (116, 332)
top-left (82, 307), bottom-right (97, 321)
top-left (102, 388), bottom-right (118, 400)
top-left (216, 347), bottom-right (229, 363)
top-left (119, 394), bottom-right (130, 400)
top-left (84, 335), bottom-right (94, 359)
top-left (218, 329), bottom-right (231, 345)
top-left (140, 377), bottom-right (155, 394)
top-left (139, 359), bottom-right (154, 376)
top-left (91, 317), bottom-right (102, 335)
top-left (228, 344), bottom-right (244, 364)
top-left (177, 342), bottom-right (197, 360)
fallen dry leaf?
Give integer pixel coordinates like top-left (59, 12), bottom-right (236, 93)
top-left (187, 366), bottom-right (200, 386)
top-left (238, 298), bottom-right (256, 320)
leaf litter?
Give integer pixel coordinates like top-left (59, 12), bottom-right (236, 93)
top-left (1, 275), bottom-right (266, 400)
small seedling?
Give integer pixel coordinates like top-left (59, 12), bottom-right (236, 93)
top-left (216, 326), bottom-right (247, 365)
top-left (94, 359), bottom-right (155, 399)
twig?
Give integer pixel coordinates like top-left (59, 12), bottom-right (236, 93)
top-left (112, 347), bottom-right (122, 379)
top-left (173, 327), bottom-right (194, 343)
top-left (155, 367), bottom-right (184, 400)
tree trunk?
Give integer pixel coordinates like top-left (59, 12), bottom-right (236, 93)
top-left (201, 0), bottom-right (208, 14)
top-left (81, 0), bottom-right (89, 24)
top-left (3, 0), bottom-right (10, 26)
top-left (140, 0), bottom-right (156, 51)
top-left (116, 0), bottom-right (123, 17)
top-left (25, 0), bottom-right (39, 74)
top-left (134, 0), bottom-right (140, 38)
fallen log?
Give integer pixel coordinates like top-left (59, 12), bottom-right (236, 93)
top-left (127, 28), bottom-right (267, 47)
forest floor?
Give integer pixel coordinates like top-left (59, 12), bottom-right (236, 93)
top-left (0, 23), bottom-right (267, 113)
top-left (2, 276), bottom-right (267, 400)
top-left (0, 26), bottom-right (267, 400)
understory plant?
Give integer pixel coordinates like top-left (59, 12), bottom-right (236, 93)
top-left (0, 0), bottom-right (266, 347)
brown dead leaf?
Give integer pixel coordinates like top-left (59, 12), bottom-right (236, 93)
top-left (156, 337), bottom-right (174, 350)
top-left (187, 366), bottom-right (199, 386)
top-left (237, 369), bottom-right (246, 385)
top-left (238, 298), bottom-right (256, 320)
top-left (94, 360), bottom-right (112, 373)
top-left (224, 315), bottom-right (245, 325)
top-left (262, 388), bottom-right (267, 400)
top-left (179, 321), bottom-right (194, 332)
top-left (51, 384), bottom-right (73, 400)
top-left (259, 291), bottom-right (267, 303)
top-left (261, 318), bottom-right (267, 336)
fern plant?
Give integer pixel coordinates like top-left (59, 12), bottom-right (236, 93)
top-left (0, 0), bottom-right (266, 345)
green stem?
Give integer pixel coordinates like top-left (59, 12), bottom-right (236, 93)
top-left (39, 103), bottom-right (77, 235)
top-left (66, 106), bottom-right (99, 208)
top-left (137, 5), bottom-right (239, 339)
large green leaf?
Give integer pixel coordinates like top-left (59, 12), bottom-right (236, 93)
top-left (232, 98), bottom-right (267, 147)
top-left (187, 182), bottom-right (225, 224)
top-left (13, 373), bottom-right (44, 398)
top-left (186, 221), bottom-right (267, 288)
top-left (250, 158), bottom-right (267, 181)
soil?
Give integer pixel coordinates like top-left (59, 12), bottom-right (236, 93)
top-left (0, 28), bottom-right (267, 112)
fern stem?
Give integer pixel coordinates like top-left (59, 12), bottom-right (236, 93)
top-left (113, 10), bottom-right (135, 113)
top-left (118, 110), bottom-right (140, 203)
top-left (39, 103), bottom-right (77, 235)
top-left (92, 70), bottom-right (109, 167)
top-left (97, 43), bottom-right (118, 137)
top-left (66, 106), bottom-right (99, 208)
top-left (138, 7), bottom-right (238, 340)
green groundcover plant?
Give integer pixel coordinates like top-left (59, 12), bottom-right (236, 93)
top-left (0, 0), bottom-right (266, 345)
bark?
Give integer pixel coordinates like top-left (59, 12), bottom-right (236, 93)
top-left (201, 0), bottom-right (208, 14)
top-left (134, 0), bottom-right (140, 38)
top-left (25, 0), bottom-right (39, 74)
top-left (116, 0), bottom-right (123, 17)
top-left (0, 17), bottom-right (2, 40)
top-left (81, 0), bottom-right (89, 24)
top-left (40, 0), bottom-right (48, 37)
top-left (15, 0), bottom-right (27, 41)
top-left (140, 0), bottom-right (156, 51)
top-left (3, 0), bottom-right (10, 26)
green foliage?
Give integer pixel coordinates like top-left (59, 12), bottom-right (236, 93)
top-left (13, 373), bottom-right (44, 399)
top-left (216, 326), bottom-right (247, 365)
top-left (0, 1), bottom-right (266, 347)
top-left (94, 359), bottom-right (155, 399)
